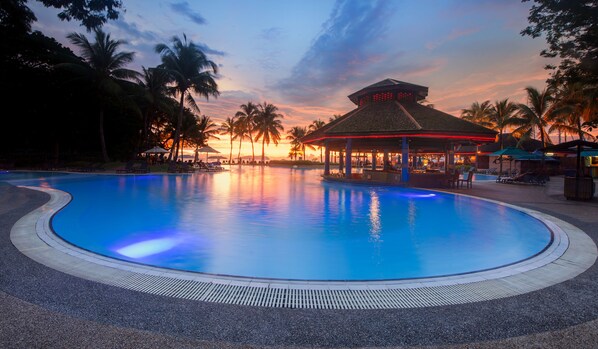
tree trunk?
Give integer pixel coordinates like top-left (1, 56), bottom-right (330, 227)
top-left (261, 139), bottom-right (265, 165)
top-left (238, 137), bottom-right (242, 164)
top-left (250, 132), bottom-right (255, 163)
top-left (229, 134), bottom-right (233, 164)
top-left (99, 108), bottom-right (110, 162)
top-left (169, 92), bottom-right (186, 162)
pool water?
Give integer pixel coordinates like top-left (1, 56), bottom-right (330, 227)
top-left (5, 168), bottom-right (552, 280)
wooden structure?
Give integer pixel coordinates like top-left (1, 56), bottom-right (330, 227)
top-left (301, 79), bottom-right (497, 187)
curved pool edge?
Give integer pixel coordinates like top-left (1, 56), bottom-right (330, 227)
top-left (10, 185), bottom-right (597, 309)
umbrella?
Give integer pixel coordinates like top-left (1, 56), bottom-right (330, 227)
top-left (515, 152), bottom-right (558, 161)
top-left (489, 147), bottom-right (531, 175)
top-left (196, 145), bottom-right (221, 162)
top-left (142, 146), bottom-right (168, 154)
top-left (540, 140), bottom-right (598, 177)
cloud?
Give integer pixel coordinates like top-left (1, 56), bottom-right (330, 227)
top-left (112, 19), bottom-right (158, 42)
top-left (260, 27), bottom-right (284, 41)
top-left (170, 1), bottom-right (207, 25)
top-left (426, 27), bottom-right (480, 50)
top-left (275, 0), bottom-right (394, 105)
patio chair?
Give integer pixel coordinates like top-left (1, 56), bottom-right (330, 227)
top-left (446, 170), bottom-right (460, 188)
top-left (457, 170), bottom-right (474, 189)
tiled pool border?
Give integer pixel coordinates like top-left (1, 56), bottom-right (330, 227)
top-left (10, 185), bottom-right (596, 309)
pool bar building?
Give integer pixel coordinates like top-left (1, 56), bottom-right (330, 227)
top-left (301, 78), bottom-right (498, 187)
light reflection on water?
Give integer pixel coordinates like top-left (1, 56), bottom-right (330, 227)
top-left (17, 167), bottom-right (552, 280)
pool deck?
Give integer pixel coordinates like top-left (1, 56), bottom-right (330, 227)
top-left (1, 176), bottom-right (598, 348)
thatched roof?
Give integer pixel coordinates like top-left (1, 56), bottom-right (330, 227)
top-left (302, 100), bottom-right (497, 144)
top-left (302, 78), bottom-right (496, 146)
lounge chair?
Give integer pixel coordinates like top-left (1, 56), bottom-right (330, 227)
top-left (197, 162), bottom-right (218, 172)
top-left (457, 170), bottom-right (474, 189)
top-left (502, 171), bottom-right (532, 184)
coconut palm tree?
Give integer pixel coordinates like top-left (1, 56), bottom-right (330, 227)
top-left (254, 102), bottom-right (284, 164)
top-left (329, 114), bottom-right (343, 122)
top-left (190, 115), bottom-right (219, 162)
top-left (235, 102), bottom-right (258, 163)
top-left (550, 82), bottom-right (597, 142)
top-left (233, 117), bottom-right (249, 164)
top-left (286, 126), bottom-right (307, 160)
top-left (513, 86), bottom-right (556, 148)
top-left (460, 100), bottom-right (493, 127)
top-left (308, 119), bottom-right (326, 162)
top-left (488, 99), bottom-right (519, 150)
top-left (62, 28), bottom-right (140, 162)
top-left (155, 34), bottom-right (219, 162)
top-left (219, 116), bottom-right (235, 164)
top-left (136, 66), bottom-right (172, 150)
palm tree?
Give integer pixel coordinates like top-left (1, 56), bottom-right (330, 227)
top-left (136, 66), bottom-right (172, 151)
top-left (235, 102), bottom-right (259, 163)
top-left (513, 86), bottom-right (556, 148)
top-left (155, 34), bottom-right (219, 162)
top-left (254, 102), bottom-right (284, 164)
top-left (550, 82), bottom-right (597, 142)
top-left (329, 114), bottom-right (343, 122)
top-left (63, 28), bottom-right (140, 162)
top-left (219, 117), bottom-right (235, 164)
top-left (460, 100), bottom-right (493, 127)
top-left (191, 115), bottom-right (219, 162)
top-left (233, 117), bottom-right (248, 164)
top-left (286, 126), bottom-right (308, 160)
top-left (308, 119), bottom-right (326, 162)
top-left (488, 99), bottom-right (519, 150)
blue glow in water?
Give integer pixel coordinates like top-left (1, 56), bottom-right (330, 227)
top-left (13, 168), bottom-right (552, 280)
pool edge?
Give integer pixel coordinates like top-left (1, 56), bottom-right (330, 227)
top-left (10, 185), bottom-right (597, 309)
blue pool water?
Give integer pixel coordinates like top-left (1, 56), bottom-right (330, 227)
top-left (472, 173), bottom-right (498, 181)
top-left (4, 168), bottom-right (552, 280)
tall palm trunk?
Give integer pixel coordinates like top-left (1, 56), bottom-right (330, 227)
top-left (261, 139), bottom-right (266, 165)
top-left (250, 132), bottom-right (255, 163)
top-left (99, 108), bottom-right (110, 162)
top-left (170, 93), bottom-right (186, 161)
top-left (229, 134), bottom-right (233, 164)
top-left (238, 137), bottom-right (242, 164)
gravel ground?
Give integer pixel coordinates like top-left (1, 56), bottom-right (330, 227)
top-left (1, 177), bottom-right (597, 349)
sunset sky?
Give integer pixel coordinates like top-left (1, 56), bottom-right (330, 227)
top-left (30, 0), bottom-right (558, 159)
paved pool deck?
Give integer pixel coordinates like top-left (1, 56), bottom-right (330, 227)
top-left (1, 176), bottom-right (598, 348)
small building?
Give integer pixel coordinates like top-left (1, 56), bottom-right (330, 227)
top-left (301, 78), bottom-right (497, 187)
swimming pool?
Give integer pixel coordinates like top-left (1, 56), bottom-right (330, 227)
top-left (4, 168), bottom-right (552, 281)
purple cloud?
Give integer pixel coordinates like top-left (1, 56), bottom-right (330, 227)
top-left (275, 0), bottom-right (394, 104)
top-left (170, 1), bottom-right (207, 25)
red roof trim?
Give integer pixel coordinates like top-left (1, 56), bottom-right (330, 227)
top-left (304, 133), bottom-right (496, 143)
